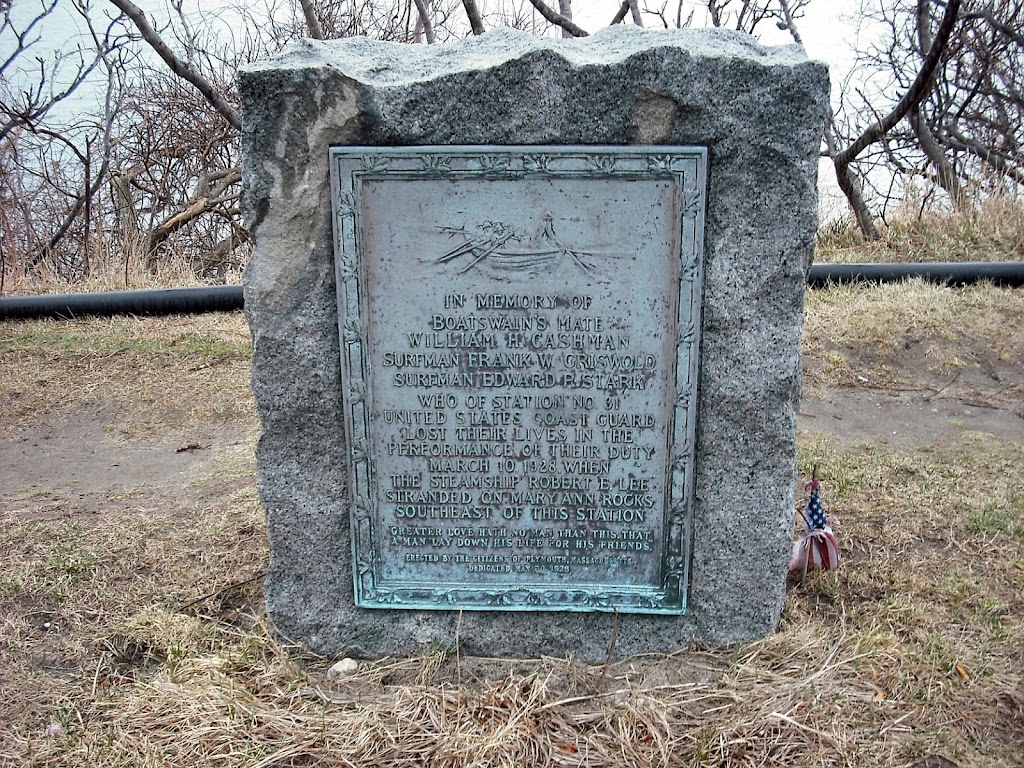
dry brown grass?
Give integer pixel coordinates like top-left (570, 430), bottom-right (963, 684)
top-left (803, 279), bottom-right (1024, 397)
top-left (1, 245), bottom-right (243, 298)
top-left (5, 426), bottom-right (1022, 768)
top-left (1, 283), bottom-right (1023, 767)
top-left (817, 195), bottom-right (1024, 265)
top-left (0, 313), bottom-right (253, 439)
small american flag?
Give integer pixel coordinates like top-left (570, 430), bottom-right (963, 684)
top-left (790, 476), bottom-right (840, 574)
top-left (806, 482), bottom-right (828, 529)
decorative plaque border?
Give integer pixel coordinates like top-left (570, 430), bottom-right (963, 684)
top-left (330, 146), bottom-right (707, 613)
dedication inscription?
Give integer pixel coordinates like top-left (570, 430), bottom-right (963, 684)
top-left (331, 146), bottom-right (707, 613)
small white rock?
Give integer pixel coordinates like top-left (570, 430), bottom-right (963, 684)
top-left (45, 723), bottom-right (63, 738)
top-left (326, 657), bottom-right (359, 681)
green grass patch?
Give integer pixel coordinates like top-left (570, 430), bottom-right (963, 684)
top-left (1, 322), bottom-right (250, 362)
top-left (969, 492), bottom-right (1024, 540)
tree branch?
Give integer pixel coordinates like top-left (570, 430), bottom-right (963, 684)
top-left (298, 0), bottom-right (324, 39)
top-left (32, 151), bottom-right (110, 269)
top-left (778, 0), bottom-right (803, 45)
top-left (146, 167), bottom-right (242, 256)
top-left (461, 0), bottom-right (486, 35)
top-left (525, 0), bottom-right (588, 37)
top-left (834, 0), bottom-right (960, 169)
top-left (824, 109), bottom-right (879, 240)
top-left (940, 127), bottom-right (1024, 185)
top-left (628, 0), bottom-right (644, 27)
top-left (962, 10), bottom-right (1024, 48)
top-left (413, 0), bottom-right (436, 43)
top-left (910, 0), bottom-right (965, 209)
top-left (610, 1), bottom-right (630, 25)
top-left (557, 0), bottom-right (574, 38)
top-left (0, 0), bottom-right (59, 79)
top-left (107, 0), bottom-right (242, 131)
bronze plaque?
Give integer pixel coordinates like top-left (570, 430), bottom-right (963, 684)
top-left (331, 146), bottom-right (706, 613)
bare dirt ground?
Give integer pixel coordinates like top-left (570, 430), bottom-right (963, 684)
top-left (1, 283), bottom-right (1022, 767)
top-left (3, 365), bottom-right (1018, 507)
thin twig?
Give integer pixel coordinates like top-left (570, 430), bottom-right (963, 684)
top-left (180, 570), bottom-right (266, 610)
top-left (456, 609), bottom-right (463, 687)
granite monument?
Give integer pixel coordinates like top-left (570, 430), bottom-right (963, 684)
top-left (239, 26), bottom-right (829, 659)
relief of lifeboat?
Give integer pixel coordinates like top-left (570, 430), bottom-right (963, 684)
top-left (436, 212), bottom-right (596, 275)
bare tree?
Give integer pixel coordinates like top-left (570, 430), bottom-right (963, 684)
top-left (1, 0), bottom-right (106, 141)
top-left (87, 0), bottom-right (815, 278)
top-left (824, 0), bottom-right (1024, 235)
top-left (916, 0), bottom-right (1024, 195)
top-left (705, 0), bottom-right (810, 33)
top-left (111, 69), bottom-right (243, 273)
top-left (780, 0), bottom-right (967, 236)
top-left (107, 0), bottom-right (241, 129)
top-left (4, 0), bottom-right (837, 287)
top-left (1, 0), bottom-right (127, 282)
top-left (2, 0), bottom-right (827, 287)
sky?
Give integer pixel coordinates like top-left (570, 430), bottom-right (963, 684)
top-left (3, 0), bottom-right (868, 217)
top-left (576, 0), bottom-right (863, 73)
top-left (4, 0), bottom-right (866, 85)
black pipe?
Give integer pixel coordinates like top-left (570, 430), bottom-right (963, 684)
top-left (807, 260), bottom-right (1024, 287)
top-left (1, 262), bottom-right (1021, 321)
top-left (0, 285), bottom-right (243, 320)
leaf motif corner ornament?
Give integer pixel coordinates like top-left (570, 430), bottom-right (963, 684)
top-left (348, 379), bottom-right (365, 404)
top-left (524, 590), bottom-right (551, 607)
top-left (476, 154), bottom-right (511, 173)
top-left (671, 451), bottom-right (691, 472)
top-left (351, 438), bottom-right (370, 463)
top-left (523, 154), bottom-right (552, 174)
top-left (360, 155), bottom-right (387, 173)
top-left (419, 155), bottom-right (452, 173)
top-left (681, 257), bottom-right (699, 284)
top-left (665, 555), bottom-right (687, 578)
top-left (356, 556), bottom-right (373, 579)
top-left (339, 253), bottom-right (359, 281)
top-left (343, 318), bottom-right (362, 345)
top-left (647, 155), bottom-right (673, 173)
top-left (675, 388), bottom-right (691, 408)
top-left (352, 494), bottom-right (373, 520)
top-left (486, 590), bottom-right (513, 606)
top-left (683, 187), bottom-right (703, 216)
top-left (677, 323), bottom-right (695, 347)
top-left (337, 190), bottom-right (357, 217)
top-left (669, 501), bottom-right (687, 521)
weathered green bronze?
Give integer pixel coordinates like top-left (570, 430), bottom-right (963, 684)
top-left (331, 145), bottom-right (707, 613)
